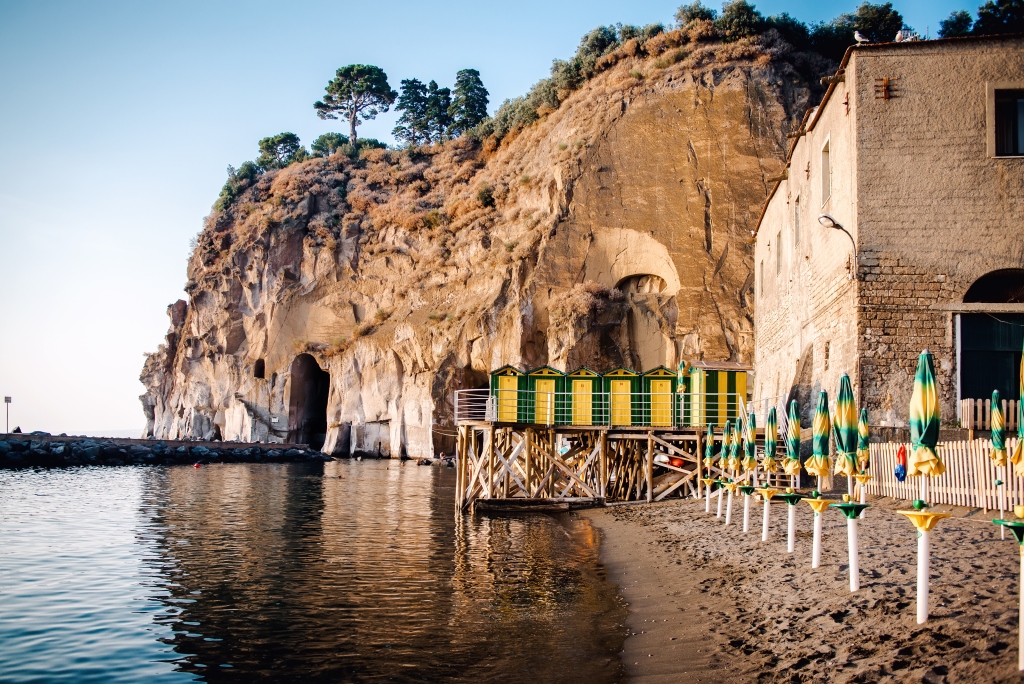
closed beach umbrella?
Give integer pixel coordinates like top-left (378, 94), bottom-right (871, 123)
top-left (857, 409), bottom-right (870, 471)
top-left (728, 418), bottom-right (742, 473)
top-left (833, 375), bottom-right (859, 497)
top-left (908, 349), bottom-right (944, 486)
top-left (763, 407), bottom-right (779, 473)
top-left (743, 413), bottom-right (758, 474)
top-left (703, 423), bottom-right (716, 513)
top-left (992, 390), bottom-right (1008, 537)
top-left (804, 391), bottom-right (832, 488)
top-left (1012, 340), bottom-right (1024, 475)
top-left (783, 400), bottom-right (802, 486)
top-left (720, 422), bottom-right (732, 472)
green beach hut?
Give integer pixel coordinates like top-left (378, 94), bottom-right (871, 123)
top-left (567, 367), bottom-right (602, 426)
top-left (602, 367), bottom-right (640, 426)
top-left (489, 365), bottom-right (526, 423)
top-left (685, 361), bottom-right (750, 428)
top-left (641, 366), bottom-right (678, 427)
top-left (526, 366), bottom-right (566, 425)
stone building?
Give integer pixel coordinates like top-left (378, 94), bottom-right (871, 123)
top-left (753, 35), bottom-right (1024, 428)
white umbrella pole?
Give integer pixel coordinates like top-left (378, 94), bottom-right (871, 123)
top-left (917, 529), bottom-right (930, 624)
top-left (787, 505), bottom-right (796, 553)
top-left (859, 481), bottom-right (867, 519)
top-left (920, 476), bottom-right (927, 504)
top-left (1001, 466), bottom-right (1007, 540)
top-left (817, 475), bottom-right (822, 492)
top-left (716, 487), bottom-right (723, 518)
top-left (847, 517), bottom-right (860, 592)
top-left (705, 483), bottom-right (711, 513)
top-left (726, 489), bottom-right (734, 525)
top-left (762, 498), bottom-right (771, 542)
top-left (1019, 549), bottom-right (1024, 671)
top-left (743, 494), bottom-right (751, 532)
top-left (847, 474), bottom-right (853, 499)
top-left (812, 512), bottom-right (822, 569)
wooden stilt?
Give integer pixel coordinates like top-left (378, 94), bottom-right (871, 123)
top-left (525, 428), bottom-right (533, 497)
top-left (646, 432), bottom-right (654, 503)
top-left (599, 431), bottom-right (608, 499)
top-left (487, 426), bottom-right (495, 499)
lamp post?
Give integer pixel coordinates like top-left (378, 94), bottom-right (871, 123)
top-left (4, 396), bottom-right (9, 434)
top-left (818, 214), bottom-right (857, 280)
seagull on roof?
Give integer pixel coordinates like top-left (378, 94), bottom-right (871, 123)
top-left (854, 31), bottom-right (870, 44)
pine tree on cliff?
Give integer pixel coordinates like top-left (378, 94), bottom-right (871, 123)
top-left (448, 69), bottom-right (489, 137)
top-left (425, 80), bottom-right (453, 142)
top-left (393, 78), bottom-right (431, 145)
top-left (314, 65), bottom-right (397, 145)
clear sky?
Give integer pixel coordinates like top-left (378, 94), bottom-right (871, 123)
top-left (0, 0), bottom-right (970, 436)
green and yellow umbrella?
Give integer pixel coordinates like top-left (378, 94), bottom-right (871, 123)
top-left (720, 422), bottom-right (732, 472)
top-left (992, 390), bottom-right (1007, 467)
top-left (763, 407), bottom-right (779, 473)
top-left (908, 349), bottom-right (944, 478)
top-left (783, 400), bottom-right (802, 476)
top-left (728, 418), bottom-right (742, 472)
top-left (857, 408), bottom-right (870, 471)
top-left (743, 413), bottom-right (758, 472)
top-left (834, 374), bottom-right (858, 479)
top-left (804, 391), bottom-right (832, 479)
top-left (1012, 340), bottom-right (1024, 475)
top-left (704, 423), bottom-right (716, 471)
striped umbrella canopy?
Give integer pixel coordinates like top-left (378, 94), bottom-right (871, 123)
top-left (704, 423), bottom-right (716, 469)
top-left (1012, 340), bottom-right (1024, 475)
top-left (857, 409), bottom-right (870, 471)
top-left (908, 349), bottom-right (945, 477)
top-left (804, 391), bottom-right (832, 478)
top-left (783, 400), bottom-right (802, 476)
top-left (728, 418), bottom-right (743, 472)
top-left (763, 407), bottom-right (779, 472)
top-left (720, 422), bottom-right (732, 471)
top-left (742, 413), bottom-right (758, 472)
top-left (833, 374), bottom-right (858, 477)
top-left (991, 390), bottom-right (1007, 467)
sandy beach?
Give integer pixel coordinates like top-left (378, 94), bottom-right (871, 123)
top-left (586, 495), bottom-right (1024, 683)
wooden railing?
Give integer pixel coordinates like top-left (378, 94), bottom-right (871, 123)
top-left (866, 438), bottom-right (1020, 509)
top-left (960, 398), bottom-right (1019, 431)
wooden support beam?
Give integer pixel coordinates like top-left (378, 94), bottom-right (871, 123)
top-left (599, 431), bottom-right (608, 499)
top-left (695, 428), bottom-right (703, 499)
top-left (525, 428), bottom-right (533, 497)
top-left (646, 432), bottom-right (654, 503)
top-left (487, 426), bottom-right (495, 499)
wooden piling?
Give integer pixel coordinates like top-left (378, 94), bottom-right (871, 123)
top-left (487, 426), bottom-right (495, 499)
top-left (646, 432), bottom-right (654, 503)
top-left (525, 428), bottom-right (533, 497)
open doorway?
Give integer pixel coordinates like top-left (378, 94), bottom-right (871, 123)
top-left (287, 354), bottom-right (330, 449)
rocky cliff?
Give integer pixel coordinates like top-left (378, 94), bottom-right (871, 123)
top-left (141, 31), bottom-right (821, 457)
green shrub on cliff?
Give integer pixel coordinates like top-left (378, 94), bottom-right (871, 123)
top-left (256, 132), bottom-right (310, 170)
top-left (215, 161), bottom-right (262, 211)
top-left (311, 132), bottom-right (349, 157)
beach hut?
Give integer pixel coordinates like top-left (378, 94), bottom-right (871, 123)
top-left (567, 367), bottom-right (602, 426)
top-left (489, 366), bottom-right (526, 423)
top-left (602, 367), bottom-right (640, 426)
top-left (641, 367), bottom-right (678, 427)
top-left (526, 366), bottom-right (566, 425)
top-left (684, 361), bottom-right (750, 428)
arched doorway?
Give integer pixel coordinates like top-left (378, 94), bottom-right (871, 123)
top-left (288, 354), bottom-right (330, 449)
top-left (960, 269), bottom-right (1024, 402)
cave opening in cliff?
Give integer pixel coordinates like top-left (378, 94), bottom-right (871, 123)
top-left (287, 354), bottom-right (330, 450)
top-left (253, 359), bottom-right (265, 379)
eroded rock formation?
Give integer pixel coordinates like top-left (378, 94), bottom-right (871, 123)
top-left (141, 41), bottom-right (817, 457)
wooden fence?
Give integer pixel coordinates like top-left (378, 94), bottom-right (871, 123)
top-left (959, 398), bottom-right (1019, 431)
top-left (866, 438), bottom-right (1021, 510)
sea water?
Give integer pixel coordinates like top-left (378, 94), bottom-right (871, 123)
top-left (0, 461), bottom-right (625, 682)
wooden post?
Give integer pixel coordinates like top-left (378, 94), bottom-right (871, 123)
top-left (525, 428), bottom-right (533, 498)
top-left (456, 426), bottom-right (465, 509)
top-left (599, 431), bottom-right (608, 499)
top-left (695, 428), bottom-right (703, 499)
top-left (646, 432), bottom-right (654, 503)
top-left (549, 429), bottom-right (557, 498)
top-left (491, 423), bottom-right (499, 499)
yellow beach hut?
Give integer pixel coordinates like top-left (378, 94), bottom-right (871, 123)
top-left (489, 365), bottom-right (526, 423)
top-left (567, 367), bottom-right (601, 426)
top-left (602, 367), bottom-right (640, 426)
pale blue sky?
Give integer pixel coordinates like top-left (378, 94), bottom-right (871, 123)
top-left (0, 0), bottom-right (969, 435)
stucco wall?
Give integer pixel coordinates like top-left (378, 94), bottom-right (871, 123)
top-left (754, 36), bottom-right (1024, 428)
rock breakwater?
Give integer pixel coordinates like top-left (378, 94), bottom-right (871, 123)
top-left (0, 434), bottom-right (328, 469)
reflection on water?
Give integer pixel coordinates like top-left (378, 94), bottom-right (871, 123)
top-left (0, 462), bottom-right (625, 682)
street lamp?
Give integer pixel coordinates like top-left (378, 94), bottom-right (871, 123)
top-left (4, 397), bottom-right (10, 434)
top-left (818, 214), bottom-right (858, 279)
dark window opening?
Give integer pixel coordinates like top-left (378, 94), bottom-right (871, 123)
top-left (961, 313), bottom-right (1024, 402)
top-left (287, 354), bottom-right (330, 450)
top-left (995, 89), bottom-right (1024, 157)
top-left (253, 359), bottom-right (265, 379)
top-left (963, 269), bottom-right (1024, 304)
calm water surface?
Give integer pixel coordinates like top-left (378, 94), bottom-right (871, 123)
top-left (0, 461), bottom-right (626, 682)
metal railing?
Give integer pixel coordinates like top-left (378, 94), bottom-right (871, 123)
top-left (454, 389), bottom-right (769, 429)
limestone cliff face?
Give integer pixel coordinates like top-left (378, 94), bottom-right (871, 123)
top-left (141, 44), bottom-right (814, 457)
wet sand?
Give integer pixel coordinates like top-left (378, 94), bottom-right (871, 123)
top-left (586, 495), bottom-right (1024, 683)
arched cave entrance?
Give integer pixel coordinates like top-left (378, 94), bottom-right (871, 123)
top-left (960, 269), bottom-right (1024, 402)
top-left (288, 354), bottom-right (330, 449)
top-left (253, 359), bottom-right (265, 379)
